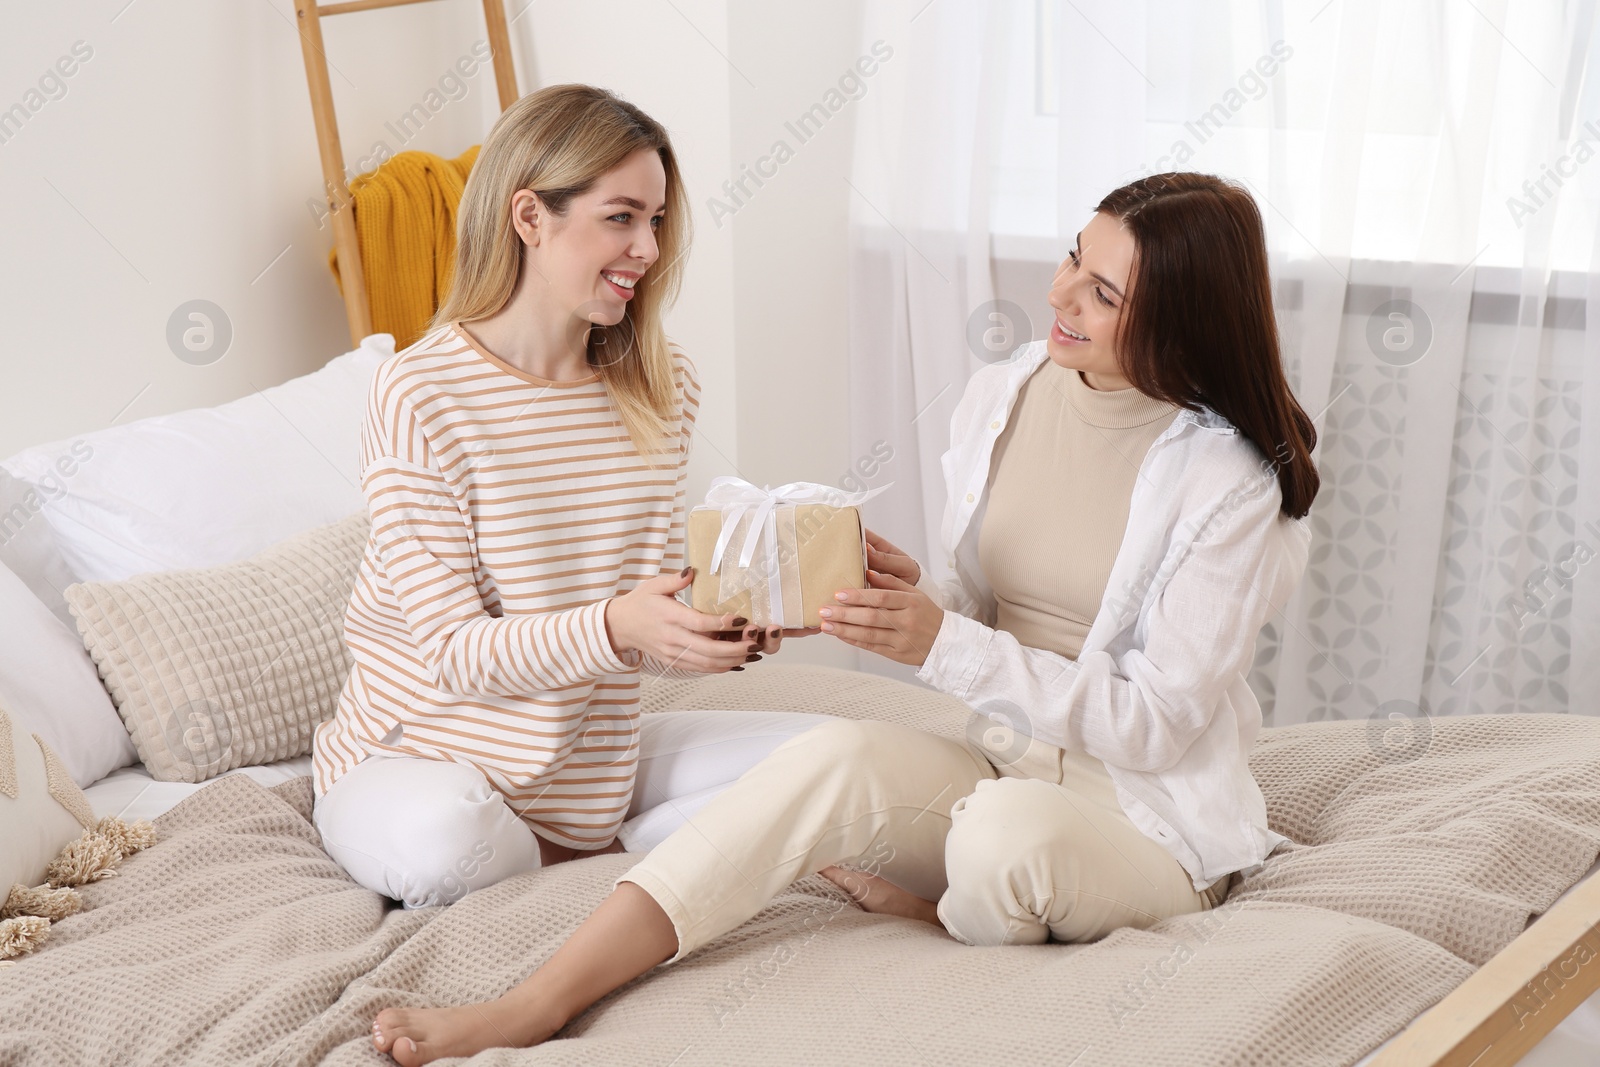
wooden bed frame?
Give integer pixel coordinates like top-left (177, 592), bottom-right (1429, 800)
top-left (285, 4), bottom-right (1600, 1062)
top-left (291, 0), bottom-right (521, 348)
top-left (1368, 863), bottom-right (1600, 1065)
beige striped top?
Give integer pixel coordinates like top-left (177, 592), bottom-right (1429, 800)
top-left (311, 320), bottom-right (701, 849)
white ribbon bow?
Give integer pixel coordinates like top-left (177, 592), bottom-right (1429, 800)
top-left (703, 476), bottom-right (892, 571)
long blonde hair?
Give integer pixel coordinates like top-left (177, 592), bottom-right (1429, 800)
top-left (431, 84), bottom-right (690, 461)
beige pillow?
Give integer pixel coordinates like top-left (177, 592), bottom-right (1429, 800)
top-left (66, 511), bottom-right (368, 784)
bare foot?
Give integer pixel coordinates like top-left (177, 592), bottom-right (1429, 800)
top-left (819, 865), bottom-right (943, 927)
top-left (370, 994), bottom-right (561, 1065)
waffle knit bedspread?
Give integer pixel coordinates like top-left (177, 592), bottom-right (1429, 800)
top-left (5, 665), bottom-right (1600, 1067)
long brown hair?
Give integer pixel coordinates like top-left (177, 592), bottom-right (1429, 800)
top-left (430, 84), bottom-right (691, 462)
top-left (1095, 172), bottom-right (1319, 520)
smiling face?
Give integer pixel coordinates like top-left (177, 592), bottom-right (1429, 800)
top-left (1045, 211), bottom-right (1137, 389)
top-left (527, 147), bottom-right (667, 328)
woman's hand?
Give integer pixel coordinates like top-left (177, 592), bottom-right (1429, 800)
top-left (817, 569), bottom-right (944, 667)
top-left (864, 528), bottom-right (922, 587)
top-left (605, 568), bottom-right (761, 673)
top-left (735, 622), bottom-right (825, 656)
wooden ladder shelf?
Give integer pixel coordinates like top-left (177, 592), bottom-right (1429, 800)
top-left (292, 0), bottom-right (520, 347)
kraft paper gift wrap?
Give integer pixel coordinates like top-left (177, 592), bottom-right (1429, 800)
top-left (684, 477), bottom-right (891, 628)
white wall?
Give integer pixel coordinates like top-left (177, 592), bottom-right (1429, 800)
top-left (1, 0), bottom-right (865, 666)
top-left (1, 1), bottom-right (495, 454)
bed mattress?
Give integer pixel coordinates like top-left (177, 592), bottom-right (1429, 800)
top-left (84, 755), bottom-right (315, 823)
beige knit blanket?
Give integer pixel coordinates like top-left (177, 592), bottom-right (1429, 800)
top-left (5, 665), bottom-right (1600, 1066)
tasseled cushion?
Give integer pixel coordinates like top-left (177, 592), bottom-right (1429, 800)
top-left (0, 813), bottom-right (154, 960)
top-left (0, 701), bottom-right (156, 961)
top-left (0, 916), bottom-right (49, 960)
top-left (1, 884), bottom-right (81, 922)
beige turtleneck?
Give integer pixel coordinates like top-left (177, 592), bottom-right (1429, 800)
top-left (971, 359), bottom-right (1232, 897)
top-left (979, 358), bottom-right (1182, 663)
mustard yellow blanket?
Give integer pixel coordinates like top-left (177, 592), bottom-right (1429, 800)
top-left (328, 144), bottom-right (480, 350)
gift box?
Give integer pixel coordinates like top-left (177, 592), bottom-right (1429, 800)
top-left (684, 477), bottom-right (891, 628)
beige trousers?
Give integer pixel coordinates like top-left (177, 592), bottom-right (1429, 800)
top-left (619, 718), bottom-right (1225, 963)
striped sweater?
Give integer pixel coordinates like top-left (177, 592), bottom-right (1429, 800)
top-left (311, 321), bottom-right (702, 848)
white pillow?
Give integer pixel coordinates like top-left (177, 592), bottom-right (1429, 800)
top-left (0, 468), bottom-right (80, 629)
top-left (0, 333), bottom-right (394, 584)
top-left (0, 558), bottom-right (136, 788)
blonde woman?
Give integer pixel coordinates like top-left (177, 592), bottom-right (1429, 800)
top-left (370, 172), bottom-right (1317, 1064)
top-left (310, 84), bottom-right (826, 911)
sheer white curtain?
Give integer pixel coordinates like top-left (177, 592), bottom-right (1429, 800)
top-left (847, 0), bottom-right (1600, 727)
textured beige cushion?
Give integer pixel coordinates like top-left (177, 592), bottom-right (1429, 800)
top-left (0, 703), bottom-right (97, 893)
top-left (65, 511), bottom-right (368, 784)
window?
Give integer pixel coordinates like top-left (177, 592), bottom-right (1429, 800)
top-left (997, 0), bottom-right (1599, 273)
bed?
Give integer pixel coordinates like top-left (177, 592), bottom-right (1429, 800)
top-left (0, 664), bottom-right (1597, 1066)
top-left (4, 344), bottom-right (1600, 1066)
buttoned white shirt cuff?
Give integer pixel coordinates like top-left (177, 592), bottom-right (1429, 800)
top-left (914, 608), bottom-right (992, 700)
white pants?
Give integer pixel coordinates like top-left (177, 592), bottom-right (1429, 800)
top-left (311, 709), bottom-right (829, 909)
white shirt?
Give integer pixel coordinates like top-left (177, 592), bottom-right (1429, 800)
top-left (913, 340), bottom-right (1311, 890)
